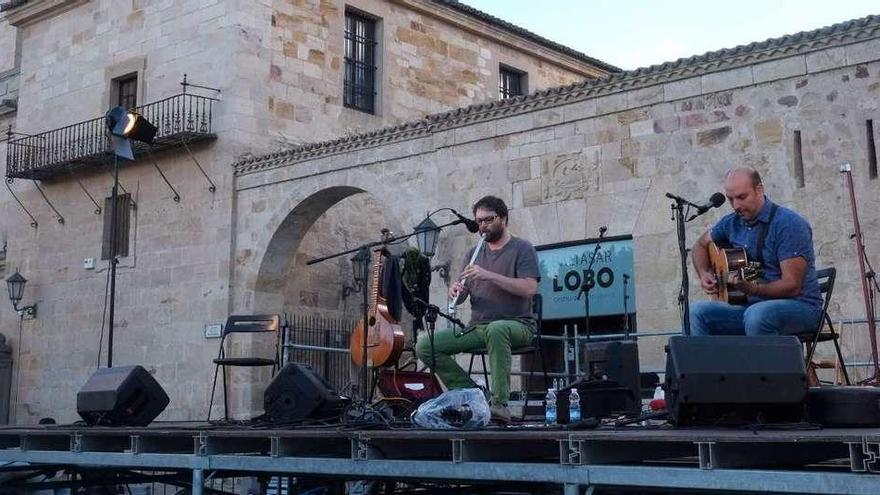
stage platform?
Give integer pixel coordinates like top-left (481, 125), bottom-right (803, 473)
top-left (0, 422), bottom-right (878, 493)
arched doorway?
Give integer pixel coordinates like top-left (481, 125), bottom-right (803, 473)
top-left (244, 186), bottom-right (405, 404)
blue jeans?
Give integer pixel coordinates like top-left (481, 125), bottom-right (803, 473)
top-left (690, 299), bottom-right (821, 336)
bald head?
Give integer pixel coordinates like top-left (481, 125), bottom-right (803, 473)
top-left (724, 167), bottom-right (765, 221)
top-left (725, 167), bottom-right (762, 188)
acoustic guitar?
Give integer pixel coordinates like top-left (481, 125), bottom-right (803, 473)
top-left (707, 241), bottom-right (763, 305)
top-left (350, 239), bottom-right (405, 368)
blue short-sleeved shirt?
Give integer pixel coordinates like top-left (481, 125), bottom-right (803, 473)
top-left (710, 197), bottom-right (821, 309)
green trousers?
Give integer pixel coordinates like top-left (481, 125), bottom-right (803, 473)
top-left (415, 319), bottom-right (534, 406)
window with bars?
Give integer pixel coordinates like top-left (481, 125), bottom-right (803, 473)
top-left (114, 74), bottom-right (138, 109)
top-left (344, 10), bottom-right (378, 114)
top-left (499, 66), bottom-right (526, 100)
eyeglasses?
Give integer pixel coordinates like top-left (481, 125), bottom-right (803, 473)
top-left (475, 214), bottom-right (498, 225)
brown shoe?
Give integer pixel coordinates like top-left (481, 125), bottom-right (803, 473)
top-left (489, 404), bottom-right (512, 424)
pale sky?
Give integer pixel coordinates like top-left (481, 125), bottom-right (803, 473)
top-left (463, 1), bottom-right (880, 70)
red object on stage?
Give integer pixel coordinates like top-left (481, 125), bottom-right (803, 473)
top-left (378, 368), bottom-right (443, 406)
top-left (649, 398), bottom-right (666, 411)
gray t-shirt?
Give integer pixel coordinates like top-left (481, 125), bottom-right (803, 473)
top-left (464, 236), bottom-right (540, 325)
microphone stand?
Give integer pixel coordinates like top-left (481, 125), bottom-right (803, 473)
top-left (576, 230), bottom-right (606, 385)
top-left (307, 219), bottom-right (465, 403)
top-left (840, 164), bottom-right (880, 383)
top-left (577, 231), bottom-right (606, 343)
top-left (413, 297), bottom-right (465, 390)
top-left (622, 273), bottom-right (631, 338)
top-left (666, 193), bottom-right (698, 336)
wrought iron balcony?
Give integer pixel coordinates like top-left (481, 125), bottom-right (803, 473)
top-left (0, 0), bottom-right (30, 12)
top-left (5, 92), bottom-right (218, 181)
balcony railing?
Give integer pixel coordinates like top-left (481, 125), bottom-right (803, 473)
top-left (5, 93), bottom-right (218, 180)
top-left (0, 0), bottom-right (30, 12)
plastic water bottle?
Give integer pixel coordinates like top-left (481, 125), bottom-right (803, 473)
top-left (568, 387), bottom-right (581, 423)
top-left (649, 385), bottom-right (666, 411)
top-left (544, 388), bottom-right (557, 425)
top-left (653, 385), bottom-right (665, 401)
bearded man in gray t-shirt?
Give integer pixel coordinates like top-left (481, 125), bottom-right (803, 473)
top-left (415, 196), bottom-right (540, 423)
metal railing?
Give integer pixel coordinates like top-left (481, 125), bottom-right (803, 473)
top-left (0, 0), bottom-right (29, 12)
top-left (5, 92), bottom-right (218, 180)
top-left (281, 314), bottom-right (353, 392)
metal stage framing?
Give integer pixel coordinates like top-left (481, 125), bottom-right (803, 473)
top-left (0, 423), bottom-right (878, 494)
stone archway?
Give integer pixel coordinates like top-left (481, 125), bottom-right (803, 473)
top-left (255, 186), bottom-right (393, 318)
top-left (226, 185), bottom-right (401, 417)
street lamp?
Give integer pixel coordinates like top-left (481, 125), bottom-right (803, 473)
top-left (414, 216), bottom-right (450, 286)
top-left (5, 271), bottom-right (36, 319)
top-left (342, 249), bottom-right (371, 299)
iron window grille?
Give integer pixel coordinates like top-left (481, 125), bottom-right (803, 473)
top-left (344, 10), bottom-right (378, 114)
top-left (499, 66), bottom-right (526, 100)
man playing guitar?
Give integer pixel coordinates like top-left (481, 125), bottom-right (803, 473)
top-left (690, 167), bottom-right (822, 336)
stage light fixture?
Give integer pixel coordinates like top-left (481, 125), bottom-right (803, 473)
top-left (105, 106), bottom-right (157, 144)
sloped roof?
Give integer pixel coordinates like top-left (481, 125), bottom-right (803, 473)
top-left (235, 14), bottom-right (880, 175)
top-left (431, 0), bottom-right (621, 73)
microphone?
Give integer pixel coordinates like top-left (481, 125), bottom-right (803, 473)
top-left (451, 209), bottom-right (480, 233)
top-left (686, 192), bottom-right (725, 221)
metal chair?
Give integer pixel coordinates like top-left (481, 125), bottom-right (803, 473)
top-left (467, 294), bottom-right (549, 418)
top-left (797, 268), bottom-right (850, 385)
top-left (208, 314), bottom-right (281, 421)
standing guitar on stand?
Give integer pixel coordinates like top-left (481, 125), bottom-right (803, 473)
top-left (308, 214), bottom-right (482, 411)
top-left (349, 231), bottom-right (405, 369)
top-left (690, 167), bottom-right (822, 337)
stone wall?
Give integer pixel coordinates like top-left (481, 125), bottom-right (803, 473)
top-left (254, 0), bottom-right (609, 147)
top-left (0, 0), bottom-right (609, 421)
top-left (0, 16), bottom-right (16, 74)
top-left (234, 24), bottom-right (880, 387)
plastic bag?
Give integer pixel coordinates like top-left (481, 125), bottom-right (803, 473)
top-left (411, 388), bottom-right (490, 429)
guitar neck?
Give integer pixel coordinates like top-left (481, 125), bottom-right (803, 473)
top-left (368, 249), bottom-right (381, 317)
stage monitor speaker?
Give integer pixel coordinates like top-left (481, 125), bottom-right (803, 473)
top-left (806, 386), bottom-right (880, 427)
top-left (77, 365), bottom-right (170, 426)
top-left (665, 335), bottom-right (807, 426)
top-left (581, 339), bottom-right (640, 412)
top-left (264, 363), bottom-right (347, 423)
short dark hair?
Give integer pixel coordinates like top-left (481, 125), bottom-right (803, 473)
top-left (472, 195), bottom-right (508, 219)
top-left (749, 169), bottom-right (763, 187)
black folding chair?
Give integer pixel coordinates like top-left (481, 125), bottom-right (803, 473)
top-left (797, 268), bottom-right (850, 385)
top-left (467, 294), bottom-right (549, 418)
top-left (208, 314), bottom-right (281, 421)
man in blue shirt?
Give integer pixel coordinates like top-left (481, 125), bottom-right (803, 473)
top-left (690, 167), bottom-right (822, 336)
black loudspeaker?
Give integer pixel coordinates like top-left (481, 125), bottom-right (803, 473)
top-left (77, 365), bottom-right (170, 426)
top-left (665, 336), bottom-right (807, 426)
top-left (806, 386), bottom-right (880, 427)
top-left (263, 363), bottom-right (347, 423)
top-left (581, 339), bottom-right (640, 412)
top-left (556, 380), bottom-right (635, 423)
